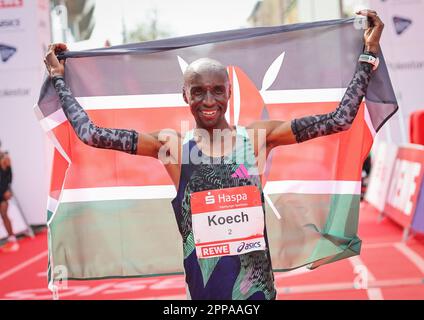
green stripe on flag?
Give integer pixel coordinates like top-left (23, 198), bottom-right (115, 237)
top-left (265, 193), bottom-right (361, 271)
top-left (48, 198), bottom-right (183, 280)
top-left (48, 192), bottom-right (362, 280)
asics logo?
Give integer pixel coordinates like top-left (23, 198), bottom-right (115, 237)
top-left (237, 241), bottom-right (261, 253)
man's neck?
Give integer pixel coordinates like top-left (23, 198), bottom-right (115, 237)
top-left (194, 121), bottom-right (238, 158)
top-left (201, 121), bottom-right (231, 132)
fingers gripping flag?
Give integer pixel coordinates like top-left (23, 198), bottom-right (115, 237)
top-left (36, 18), bottom-right (397, 285)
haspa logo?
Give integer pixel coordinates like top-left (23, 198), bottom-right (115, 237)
top-left (205, 192), bottom-right (215, 205)
top-left (0, 43), bottom-right (17, 62)
top-left (220, 193), bottom-right (247, 203)
top-left (205, 191), bottom-right (248, 205)
top-left (0, 0), bottom-right (23, 9)
top-left (237, 241), bottom-right (261, 253)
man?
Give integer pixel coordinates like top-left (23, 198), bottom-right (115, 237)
top-left (44, 10), bottom-right (384, 299)
top-left (0, 149), bottom-right (19, 253)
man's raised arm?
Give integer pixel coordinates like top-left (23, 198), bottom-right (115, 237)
top-left (261, 10), bottom-right (384, 149)
top-left (44, 43), bottom-right (163, 158)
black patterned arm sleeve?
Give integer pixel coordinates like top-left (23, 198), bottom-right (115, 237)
top-left (290, 61), bottom-right (373, 143)
top-left (52, 76), bottom-right (138, 154)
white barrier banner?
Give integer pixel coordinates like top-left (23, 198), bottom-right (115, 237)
top-left (369, 0), bottom-right (424, 144)
top-left (365, 142), bottom-right (398, 211)
top-left (0, 0), bottom-right (52, 225)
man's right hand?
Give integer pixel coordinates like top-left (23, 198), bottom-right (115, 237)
top-left (44, 43), bottom-right (68, 78)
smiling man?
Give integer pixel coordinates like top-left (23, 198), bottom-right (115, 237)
top-left (44, 10), bottom-right (384, 300)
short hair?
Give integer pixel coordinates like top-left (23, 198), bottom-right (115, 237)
top-left (183, 58), bottom-right (229, 85)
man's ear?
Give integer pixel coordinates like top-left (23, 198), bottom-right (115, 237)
top-left (228, 83), bottom-right (232, 99)
top-left (182, 87), bottom-right (188, 104)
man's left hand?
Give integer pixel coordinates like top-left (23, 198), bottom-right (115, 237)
top-left (356, 9), bottom-right (385, 55)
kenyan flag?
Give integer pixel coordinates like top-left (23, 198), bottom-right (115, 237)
top-left (35, 18), bottom-right (397, 286)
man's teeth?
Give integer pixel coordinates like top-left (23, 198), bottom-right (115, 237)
top-left (202, 110), bottom-right (217, 116)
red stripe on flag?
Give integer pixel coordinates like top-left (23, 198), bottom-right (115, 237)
top-left (52, 107), bottom-right (194, 189)
top-left (266, 102), bottom-right (372, 181)
top-left (50, 100), bottom-right (372, 191)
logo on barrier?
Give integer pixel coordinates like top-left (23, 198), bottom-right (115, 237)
top-left (387, 158), bottom-right (421, 216)
top-left (0, 43), bottom-right (16, 62)
top-left (0, 0), bottom-right (23, 8)
top-left (0, 88), bottom-right (30, 97)
top-left (0, 18), bottom-right (20, 30)
top-left (393, 16), bottom-right (412, 35)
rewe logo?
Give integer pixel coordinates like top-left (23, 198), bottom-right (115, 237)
top-left (201, 244), bottom-right (229, 257)
top-left (393, 16), bottom-right (412, 35)
top-left (0, 44), bottom-right (16, 62)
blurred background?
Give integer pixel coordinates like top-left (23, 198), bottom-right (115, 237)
top-left (0, 0), bottom-right (423, 300)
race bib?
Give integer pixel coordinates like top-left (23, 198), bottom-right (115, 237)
top-left (190, 185), bottom-right (266, 259)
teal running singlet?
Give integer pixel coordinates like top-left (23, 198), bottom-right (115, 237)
top-left (171, 126), bottom-right (276, 300)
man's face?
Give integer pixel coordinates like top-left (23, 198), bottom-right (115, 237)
top-left (183, 68), bottom-right (231, 129)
